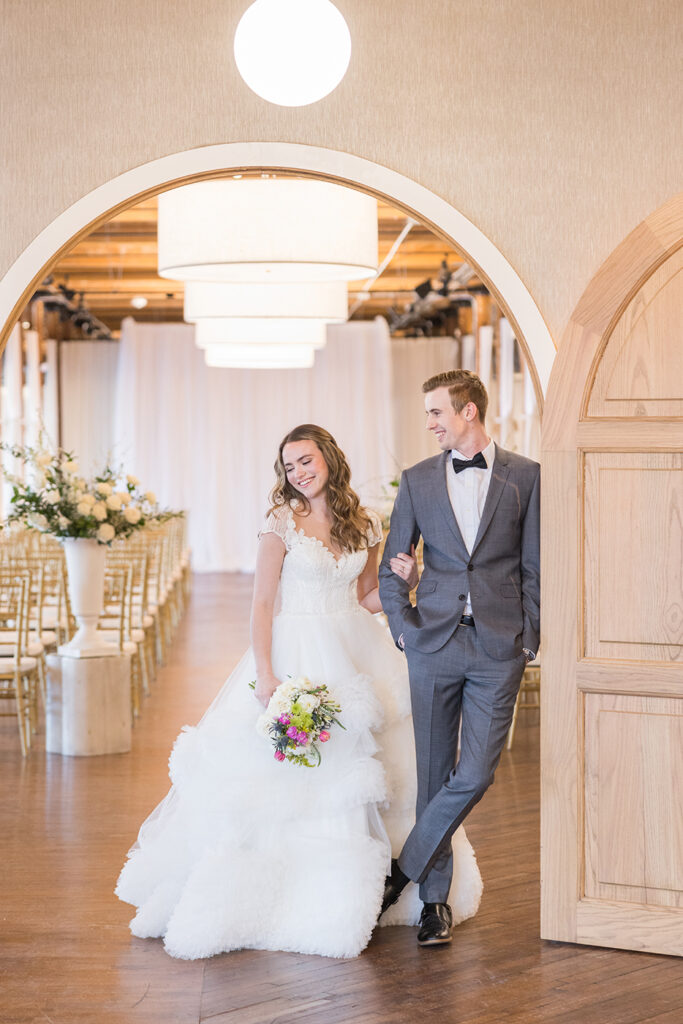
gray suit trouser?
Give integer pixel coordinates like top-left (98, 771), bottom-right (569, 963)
top-left (399, 622), bottom-right (526, 903)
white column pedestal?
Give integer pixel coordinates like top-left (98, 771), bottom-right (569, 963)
top-left (46, 653), bottom-right (132, 756)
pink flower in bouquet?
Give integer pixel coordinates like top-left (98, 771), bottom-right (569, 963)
top-left (297, 731), bottom-right (308, 745)
top-left (274, 750), bottom-right (286, 762)
top-left (279, 715), bottom-right (290, 725)
top-left (286, 725), bottom-right (298, 739)
top-left (319, 730), bottom-right (330, 743)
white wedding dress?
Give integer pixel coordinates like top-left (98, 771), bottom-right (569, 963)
top-left (116, 505), bottom-right (482, 959)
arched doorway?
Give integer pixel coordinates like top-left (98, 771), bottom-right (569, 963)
top-left (541, 192), bottom-right (683, 956)
top-left (0, 143), bottom-right (555, 403)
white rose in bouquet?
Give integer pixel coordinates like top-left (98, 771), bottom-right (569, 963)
top-left (126, 474), bottom-right (140, 487)
top-left (61, 459), bottom-right (79, 475)
top-left (255, 714), bottom-right (272, 739)
top-left (105, 494), bottom-right (123, 511)
top-left (115, 491), bottom-right (131, 505)
top-left (92, 502), bottom-right (108, 521)
top-left (297, 694), bottom-right (319, 713)
top-left (97, 523), bottom-right (115, 542)
top-left (96, 482), bottom-right (113, 496)
top-left (123, 506), bottom-right (141, 524)
top-left (57, 515), bottom-right (70, 530)
top-left (80, 493), bottom-right (96, 507)
top-left (35, 452), bottom-right (53, 468)
top-left (144, 491), bottom-right (156, 504)
top-left (76, 501), bottom-right (92, 516)
top-left (44, 490), bottom-right (60, 505)
top-left (29, 512), bottom-right (48, 530)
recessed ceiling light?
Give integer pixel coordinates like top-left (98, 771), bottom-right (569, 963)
top-left (131, 296), bottom-right (148, 309)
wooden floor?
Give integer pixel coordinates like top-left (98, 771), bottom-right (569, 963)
top-left (1, 575), bottom-right (681, 1024)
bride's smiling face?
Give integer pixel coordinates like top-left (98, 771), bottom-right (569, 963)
top-left (283, 440), bottom-right (329, 501)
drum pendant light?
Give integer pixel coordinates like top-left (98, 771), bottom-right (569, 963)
top-left (183, 280), bottom-right (348, 322)
top-left (158, 178), bottom-right (377, 283)
top-left (204, 343), bottom-right (316, 369)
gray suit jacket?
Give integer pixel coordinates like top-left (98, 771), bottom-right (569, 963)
top-left (378, 445), bottom-right (540, 660)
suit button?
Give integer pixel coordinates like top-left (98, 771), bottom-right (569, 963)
top-left (467, 563), bottom-right (474, 571)
top-left (458, 594), bottom-right (466, 601)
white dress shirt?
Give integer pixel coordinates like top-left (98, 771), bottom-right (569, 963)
top-left (447, 438), bottom-right (496, 616)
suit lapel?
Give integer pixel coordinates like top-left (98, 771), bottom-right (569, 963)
top-left (472, 444), bottom-right (510, 554)
top-left (434, 452), bottom-right (469, 555)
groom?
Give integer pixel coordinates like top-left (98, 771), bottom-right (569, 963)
top-left (378, 369), bottom-right (540, 946)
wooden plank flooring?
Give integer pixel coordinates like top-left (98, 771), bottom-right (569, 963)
top-left (1, 573), bottom-right (681, 1024)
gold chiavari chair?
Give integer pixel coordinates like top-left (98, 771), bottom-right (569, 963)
top-left (99, 563), bottom-right (144, 718)
top-left (104, 542), bottom-right (153, 699)
top-left (0, 570), bottom-right (40, 755)
top-left (506, 657), bottom-right (541, 750)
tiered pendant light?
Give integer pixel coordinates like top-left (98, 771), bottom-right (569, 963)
top-left (158, 179), bottom-right (377, 283)
top-left (184, 280), bottom-right (348, 368)
top-left (158, 178), bottom-right (376, 368)
top-left (204, 344), bottom-right (315, 369)
top-left (183, 281), bottom-right (348, 322)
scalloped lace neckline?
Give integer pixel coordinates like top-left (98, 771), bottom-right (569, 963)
top-left (287, 507), bottom-right (348, 565)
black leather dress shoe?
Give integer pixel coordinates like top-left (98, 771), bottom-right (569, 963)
top-left (417, 902), bottom-right (453, 946)
top-left (380, 859), bottom-right (409, 916)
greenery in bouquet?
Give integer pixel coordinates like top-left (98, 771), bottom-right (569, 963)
top-left (0, 442), bottom-right (173, 544)
top-left (252, 676), bottom-right (344, 767)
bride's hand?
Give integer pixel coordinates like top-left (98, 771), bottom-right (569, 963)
top-left (390, 544), bottom-right (419, 589)
top-left (255, 672), bottom-right (281, 707)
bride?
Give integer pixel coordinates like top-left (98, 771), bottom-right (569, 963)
top-left (116, 424), bottom-right (482, 959)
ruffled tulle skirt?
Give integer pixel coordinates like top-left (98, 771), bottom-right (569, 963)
top-left (115, 608), bottom-right (482, 959)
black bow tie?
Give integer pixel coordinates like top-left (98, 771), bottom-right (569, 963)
top-left (452, 452), bottom-right (487, 474)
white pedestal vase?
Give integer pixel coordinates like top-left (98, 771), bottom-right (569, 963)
top-left (58, 537), bottom-right (117, 658)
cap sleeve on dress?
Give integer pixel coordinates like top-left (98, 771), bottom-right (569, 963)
top-left (365, 507), bottom-right (384, 547)
top-left (258, 505), bottom-right (291, 547)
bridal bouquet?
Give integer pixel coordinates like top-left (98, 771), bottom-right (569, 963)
top-left (254, 677), bottom-right (344, 767)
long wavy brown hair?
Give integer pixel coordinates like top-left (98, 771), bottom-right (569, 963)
top-left (269, 424), bottom-right (372, 553)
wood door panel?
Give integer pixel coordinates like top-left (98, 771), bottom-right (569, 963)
top-left (576, 899), bottom-right (683, 957)
top-left (583, 693), bottom-right (683, 906)
top-left (542, 196), bottom-right (683, 956)
top-left (587, 247), bottom-right (683, 418)
top-left (583, 453), bottom-right (683, 661)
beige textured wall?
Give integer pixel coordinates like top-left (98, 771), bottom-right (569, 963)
top-left (1, 0), bottom-right (681, 341)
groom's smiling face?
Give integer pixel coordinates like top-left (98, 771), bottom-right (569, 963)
top-left (425, 387), bottom-right (470, 452)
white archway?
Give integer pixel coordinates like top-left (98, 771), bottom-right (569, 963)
top-left (0, 142), bottom-right (556, 396)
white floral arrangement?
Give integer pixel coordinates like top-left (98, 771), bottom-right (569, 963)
top-left (252, 676), bottom-right (344, 767)
top-left (0, 443), bottom-right (165, 544)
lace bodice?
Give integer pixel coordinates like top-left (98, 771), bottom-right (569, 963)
top-left (260, 504), bottom-right (384, 615)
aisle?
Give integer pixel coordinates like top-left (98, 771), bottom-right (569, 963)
top-left (0, 575), bottom-right (679, 1024)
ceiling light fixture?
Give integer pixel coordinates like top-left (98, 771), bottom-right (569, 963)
top-left (158, 178), bottom-right (377, 283)
top-left (234, 0), bottom-right (351, 107)
top-left (194, 317), bottom-right (329, 350)
top-left (183, 280), bottom-right (347, 322)
top-left (204, 342), bottom-right (315, 369)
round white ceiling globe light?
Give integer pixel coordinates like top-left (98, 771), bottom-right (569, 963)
top-left (194, 317), bottom-right (329, 350)
top-left (157, 178), bottom-right (377, 282)
top-left (184, 280), bottom-right (348, 322)
top-left (234, 0), bottom-right (351, 107)
top-left (204, 342), bottom-right (316, 369)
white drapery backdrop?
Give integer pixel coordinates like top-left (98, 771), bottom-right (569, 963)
top-left (60, 341), bottom-right (119, 475)
top-left (111, 318), bottom-right (408, 571)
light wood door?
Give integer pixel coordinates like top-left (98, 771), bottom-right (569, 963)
top-left (541, 195), bottom-right (683, 956)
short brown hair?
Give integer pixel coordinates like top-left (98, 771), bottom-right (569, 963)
top-left (422, 369), bottom-right (488, 423)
